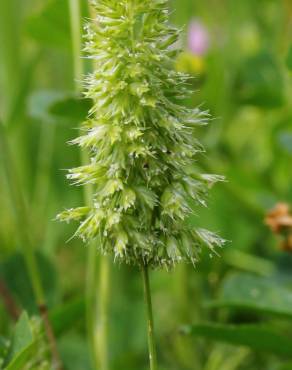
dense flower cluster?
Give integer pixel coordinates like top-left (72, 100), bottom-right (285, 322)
top-left (58, 0), bottom-right (225, 268)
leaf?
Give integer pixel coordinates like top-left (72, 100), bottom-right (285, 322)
top-left (8, 313), bottom-right (33, 359)
top-left (49, 96), bottom-right (92, 123)
top-left (28, 90), bottom-right (64, 121)
top-left (28, 91), bottom-right (91, 126)
top-left (50, 298), bottom-right (85, 337)
top-left (0, 253), bottom-right (59, 314)
top-left (28, 90), bottom-right (66, 123)
top-left (286, 46), bottom-right (292, 71)
top-left (236, 51), bottom-right (284, 108)
top-left (5, 342), bottom-right (37, 370)
top-left (206, 273), bottom-right (292, 319)
top-left (0, 336), bottom-right (9, 359)
top-left (184, 323), bottom-right (292, 356)
top-left (26, 0), bottom-right (71, 49)
top-left (3, 312), bottom-right (37, 370)
top-left (224, 250), bottom-right (275, 276)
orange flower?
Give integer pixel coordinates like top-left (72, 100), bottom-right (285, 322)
top-left (265, 203), bottom-right (292, 233)
top-left (265, 203), bottom-right (292, 252)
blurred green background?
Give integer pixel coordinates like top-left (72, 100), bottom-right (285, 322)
top-left (0, 0), bottom-right (292, 369)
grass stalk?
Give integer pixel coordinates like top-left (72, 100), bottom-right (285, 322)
top-left (95, 256), bottom-right (110, 370)
top-left (68, 2), bottom-right (111, 369)
top-left (141, 264), bottom-right (158, 370)
top-left (0, 0), bottom-right (20, 121)
top-left (68, 0), bottom-right (83, 92)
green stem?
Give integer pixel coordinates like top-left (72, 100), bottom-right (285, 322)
top-left (141, 264), bottom-right (158, 370)
top-left (82, 148), bottom-right (99, 370)
top-left (0, 0), bottom-right (20, 121)
top-left (68, 2), bottom-right (111, 370)
top-left (86, 240), bottom-right (98, 367)
top-left (68, 0), bottom-right (83, 93)
top-left (95, 256), bottom-right (110, 370)
top-left (0, 122), bottom-right (62, 370)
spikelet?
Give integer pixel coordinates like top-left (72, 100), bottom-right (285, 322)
top-left (57, 0), bottom-right (225, 268)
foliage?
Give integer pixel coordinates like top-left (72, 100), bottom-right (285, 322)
top-left (1, 312), bottom-right (50, 370)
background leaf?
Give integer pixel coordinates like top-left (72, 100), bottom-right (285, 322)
top-left (26, 0), bottom-right (71, 49)
top-left (28, 90), bottom-right (66, 123)
top-left (207, 273), bottom-right (292, 319)
top-left (49, 96), bottom-right (92, 123)
top-left (235, 51), bottom-right (284, 108)
top-left (3, 312), bottom-right (38, 370)
top-left (0, 253), bottom-right (59, 314)
top-left (185, 323), bottom-right (292, 356)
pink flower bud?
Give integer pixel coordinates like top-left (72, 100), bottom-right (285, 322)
top-left (188, 19), bottom-right (210, 56)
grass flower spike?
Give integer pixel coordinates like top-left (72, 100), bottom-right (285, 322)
top-left (58, 0), bottom-right (225, 268)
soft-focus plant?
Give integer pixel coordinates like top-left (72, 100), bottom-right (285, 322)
top-left (0, 312), bottom-right (51, 370)
top-left (175, 51), bottom-right (205, 76)
top-left (58, 0), bottom-right (225, 369)
top-left (265, 203), bottom-right (292, 252)
top-left (188, 19), bottom-right (210, 56)
top-left (176, 19), bottom-right (210, 76)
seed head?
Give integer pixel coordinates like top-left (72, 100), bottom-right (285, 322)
top-left (57, 0), bottom-right (225, 268)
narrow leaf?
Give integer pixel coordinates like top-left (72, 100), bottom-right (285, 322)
top-left (206, 273), bottom-right (292, 319)
top-left (185, 323), bottom-right (292, 356)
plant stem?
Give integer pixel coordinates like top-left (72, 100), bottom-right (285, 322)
top-left (96, 256), bottom-right (110, 370)
top-left (68, 0), bottom-right (83, 92)
top-left (86, 239), bottom-right (98, 367)
top-left (141, 263), bottom-right (158, 370)
top-left (0, 0), bottom-right (20, 121)
top-left (0, 122), bottom-right (62, 370)
top-left (68, 2), bottom-right (111, 369)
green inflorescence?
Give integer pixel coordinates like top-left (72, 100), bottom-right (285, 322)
top-left (57, 0), bottom-right (225, 268)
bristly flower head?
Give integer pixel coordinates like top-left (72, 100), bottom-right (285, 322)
top-left (57, 0), bottom-right (225, 268)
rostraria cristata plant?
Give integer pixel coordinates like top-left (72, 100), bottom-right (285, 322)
top-left (58, 0), bottom-right (225, 369)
